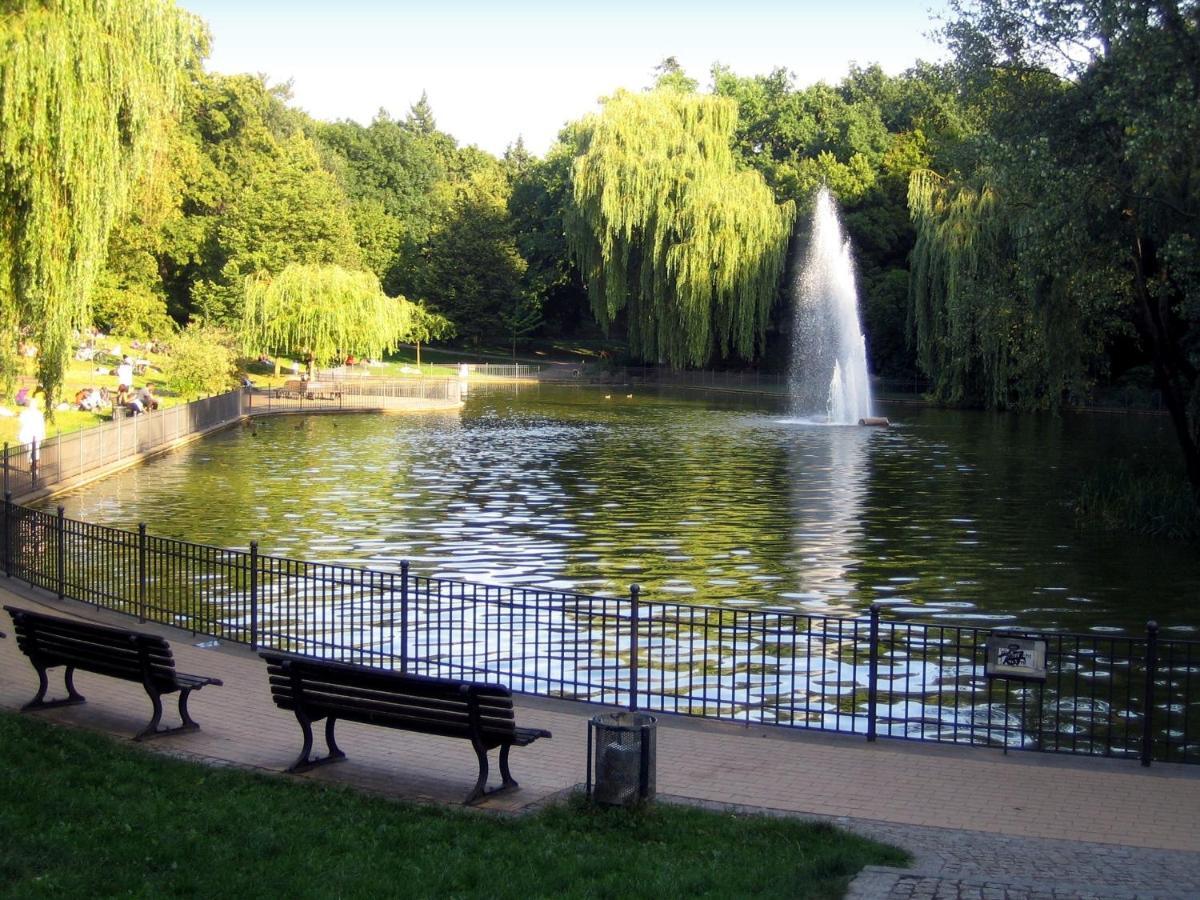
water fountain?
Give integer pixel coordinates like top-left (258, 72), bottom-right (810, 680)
top-left (788, 188), bottom-right (878, 425)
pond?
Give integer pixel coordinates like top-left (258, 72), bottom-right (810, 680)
top-left (39, 384), bottom-right (1200, 636)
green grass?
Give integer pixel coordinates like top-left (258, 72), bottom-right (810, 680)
top-left (0, 712), bottom-right (906, 898)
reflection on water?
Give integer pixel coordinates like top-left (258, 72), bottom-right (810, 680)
top-left (41, 384), bottom-right (1200, 633)
top-left (784, 421), bottom-right (869, 616)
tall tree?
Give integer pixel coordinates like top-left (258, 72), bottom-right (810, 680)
top-left (195, 131), bottom-right (361, 322)
top-left (911, 0), bottom-right (1200, 494)
top-left (0, 0), bottom-right (203, 403)
top-left (509, 132), bottom-right (591, 337)
top-left (415, 153), bottom-right (526, 343)
top-left (565, 89), bottom-right (795, 367)
top-left (112, 71), bottom-right (362, 328)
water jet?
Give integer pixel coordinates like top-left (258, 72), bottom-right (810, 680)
top-left (789, 188), bottom-right (873, 425)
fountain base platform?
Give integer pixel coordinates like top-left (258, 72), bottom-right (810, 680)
top-left (859, 417), bottom-right (890, 427)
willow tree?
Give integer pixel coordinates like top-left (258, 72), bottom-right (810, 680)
top-left (565, 89), bottom-right (795, 367)
top-left (0, 0), bottom-right (202, 404)
top-left (240, 264), bottom-right (446, 373)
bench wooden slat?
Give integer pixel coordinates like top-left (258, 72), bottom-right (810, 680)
top-left (12, 619), bottom-right (169, 652)
top-left (14, 631), bottom-right (181, 688)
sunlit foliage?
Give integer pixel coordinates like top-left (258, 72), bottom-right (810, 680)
top-left (240, 263), bottom-right (446, 368)
top-left (565, 89), bottom-right (795, 367)
top-left (0, 0), bottom-right (203, 404)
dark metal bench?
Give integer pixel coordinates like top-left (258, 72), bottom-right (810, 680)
top-left (4, 605), bottom-right (223, 741)
top-left (273, 380), bottom-right (342, 401)
top-left (260, 651), bottom-right (551, 804)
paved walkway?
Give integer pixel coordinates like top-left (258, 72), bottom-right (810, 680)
top-left (3, 585), bottom-right (1198, 899)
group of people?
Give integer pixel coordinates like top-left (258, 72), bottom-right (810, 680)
top-left (119, 383), bottom-right (158, 415)
top-left (71, 383), bottom-right (157, 415)
top-left (70, 357), bottom-right (159, 416)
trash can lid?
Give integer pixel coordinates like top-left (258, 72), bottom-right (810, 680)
top-left (591, 711), bottom-right (657, 730)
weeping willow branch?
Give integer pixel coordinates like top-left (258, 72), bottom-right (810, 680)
top-left (908, 167), bottom-right (1014, 405)
top-left (0, 0), bottom-right (204, 406)
top-left (241, 264), bottom-right (446, 367)
top-left (565, 89), bottom-right (795, 367)
top-left (908, 166), bottom-right (1108, 409)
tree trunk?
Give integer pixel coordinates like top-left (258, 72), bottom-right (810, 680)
top-left (1131, 236), bottom-right (1200, 498)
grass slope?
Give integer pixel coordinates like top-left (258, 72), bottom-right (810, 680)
top-left (0, 713), bottom-right (906, 898)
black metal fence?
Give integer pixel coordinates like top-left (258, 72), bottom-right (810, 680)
top-left (3, 498), bottom-right (1195, 766)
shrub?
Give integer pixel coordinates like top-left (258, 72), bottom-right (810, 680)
top-left (163, 324), bottom-right (239, 399)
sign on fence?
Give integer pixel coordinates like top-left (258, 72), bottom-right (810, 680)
top-left (985, 633), bottom-right (1048, 681)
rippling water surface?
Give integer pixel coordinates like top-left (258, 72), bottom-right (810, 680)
top-left (42, 384), bottom-right (1200, 634)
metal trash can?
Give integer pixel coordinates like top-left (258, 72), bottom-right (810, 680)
top-left (586, 711), bottom-right (656, 806)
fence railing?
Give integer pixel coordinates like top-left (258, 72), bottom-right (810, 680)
top-left (3, 391), bottom-right (245, 499)
top-left (2, 497), bottom-right (1195, 767)
top-left (460, 363), bottom-right (540, 380)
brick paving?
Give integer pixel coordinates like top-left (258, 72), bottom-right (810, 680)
top-left (3, 585), bottom-right (1198, 899)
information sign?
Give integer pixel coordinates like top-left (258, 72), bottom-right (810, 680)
top-left (984, 634), bottom-right (1048, 682)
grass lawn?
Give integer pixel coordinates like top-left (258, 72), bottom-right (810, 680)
top-left (0, 713), bottom-right (906, 898)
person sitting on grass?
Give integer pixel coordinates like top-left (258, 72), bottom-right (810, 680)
top-left (74, 387), bottom-right (104, 411)
top-left (129, 383), bottom-right (158, 415)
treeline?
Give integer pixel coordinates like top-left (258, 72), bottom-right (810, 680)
top-left (92, 48), bottom-right (968, 379)
top-left (3, 0), bottom-right (1197, 498)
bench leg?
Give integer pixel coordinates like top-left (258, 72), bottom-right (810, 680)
top-left (464, 742), bottom-right (523, 805)
top-left (286, 713), bottom-right (346, 773)
top-left (22, 664), bottom-right (87, 711)
top-left (465, 739), bottom-right (490, 805)
top-left (134, 687), bottom-right (201, 742)
top-left (499, 744), bottom-right (519, 790)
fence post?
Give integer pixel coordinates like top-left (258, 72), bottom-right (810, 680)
top-left (55, 505), bottom-right (66, 600)
top-left (137, 523), bottom-right (147, 622)
top-left (1142, 620), bottom-right (1159, 767)
top-left (400, 560), bottom-right (410, 674)
top-left (629, 583), bottom-right (641, 711)
top-left (2, 491), bottom-right (10, 578)
top-left (867, 604), bottom-right (880, 742)
top-left (249, 540), bottom-right (259, 650)
top-left (3, 442), bottom-right (8, 497)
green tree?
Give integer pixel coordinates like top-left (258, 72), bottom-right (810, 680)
top-left (509, 134), bottom-right (591, 337)
top-left (0, 0), bottom-right (202, 405)
top-left (911, 0), bottom-right (1200, 494)
top-left (407, 301), bottom-right (456, 366)
top-left (195, 130), bottom-right (362, 323)
top-left (240, 263), bottom-right (433, 372)
top-left (316, 107), bottom-right (451, 297)
top-left (416, 154), bottom-right (526, 344)
top-left (565, 89), bottom-right (795, 367)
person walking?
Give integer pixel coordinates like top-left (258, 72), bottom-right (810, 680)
top-left (17, 395), bottom-right (46, 480)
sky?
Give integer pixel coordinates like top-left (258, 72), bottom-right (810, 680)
top-left (186, 0), bottom-right (949, 156)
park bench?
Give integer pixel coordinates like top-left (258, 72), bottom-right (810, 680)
top-left (274, 380), bottom-right (342, 401)
top-left (259, 650), bottom-right (552, 804)
top-left (4, 605), bottom-right (223, 741)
